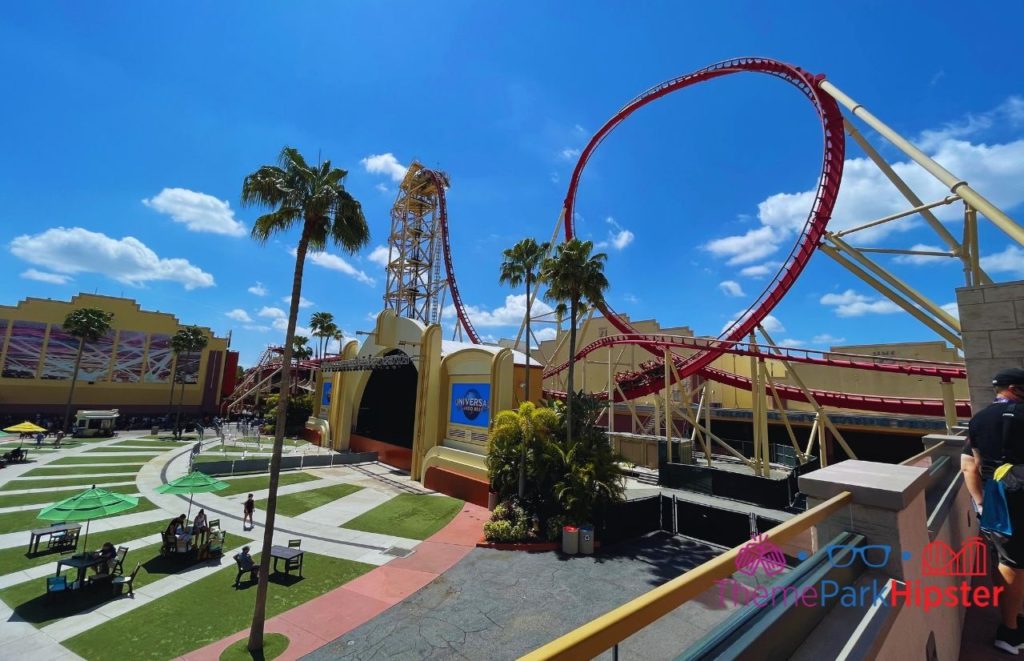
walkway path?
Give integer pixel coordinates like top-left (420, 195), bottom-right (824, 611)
top-left (179, 502), bottom-right (489, 661)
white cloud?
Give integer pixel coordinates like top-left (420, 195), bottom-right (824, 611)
top-left (247, 282), bottom-right (268, 296)
top-left (980, 245), bottom-right (1024, 278)
top-left (704, 98), bottom-right (1024, 265)
top-left (534, 327), bottom-right (557, 342)
top-left (623, 293), bottom-right (640, 304)
top-left (718, 280), bottom-right (745, 297)
top-left (739, 262), bottom-right (781, 279)
top-left (360, 153), bottom-right (407, 182)
top-left (258, 306), bottom-right (286, 320)
top-left (941, 302), bottom-right (960, 321)
top-left (375, 183), bottom-right (390, 194)
top-left (281, 295), bottom-right (314, 309)
top-left (559, 148), bottom-right (581, 161)
top-left (442, 294), bottom-right (554, 328)
top-left (243, 324), bottom-right (271, 332)
top-left (720, 311), bottom-right (785, 335)
top-left (893, 243), bottom-right (953, 266)
top-left (142, 188), bottom-right (246, 236)
top-left (820, 289), bottom-right (902, 317)
top-left (596, 217), bottom-right (635, 251)
top-left (367, 245), bottom-right (390, 268)
top-left (226, 309), bottom-right (253, 323)
top-left (10, 227), bottom-right (214, 290)
top-left (21, 269), bottom-right (71, 285)
top-left (301, 249), bottom-right (376, 285)
top-left (811, 333), bottom-right (846, 345)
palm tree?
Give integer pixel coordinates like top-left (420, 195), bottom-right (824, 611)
top-left (241, 145), bottom-right (368, 654)
top-left (170, 326), bottom-right (209, 438)
top-left (61, 308), bottom-right (114, 433)
top-left (309, 311), bottom-right (334, 359)
top-left (331, 328), bottom-right (344, 356)
top-left (291, 335), bottom-right (313, 361)
top-left (541, 239), bottom-right (608, 444)
top-left (499, 237), bottom-right (549, 498)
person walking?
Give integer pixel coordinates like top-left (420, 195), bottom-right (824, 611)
top-left (242, 493), bottom-right (255, 530)
top-left (965, 367), bottom-right (1024, 654)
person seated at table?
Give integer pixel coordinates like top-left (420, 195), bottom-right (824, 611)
top-left (192, 509), bottom-right (209, 543)
top-left (235, 545), bottom-right (257, 576)
top-left (174, 514), bottom-right (192, 546)
top-left (91, 542), bottom-right (116, 575)
top-left (164, 515), bottom-right (183, 539)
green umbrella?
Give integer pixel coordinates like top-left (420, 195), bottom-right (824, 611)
top-left (156, 471), bottom-right (229, 520)
top-left (38, 486), bottom-right (139, 553)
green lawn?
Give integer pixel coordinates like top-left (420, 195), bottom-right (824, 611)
top-left (21, 465), bottom-right (143, 477)
top-left (0, 498), bottom-right (159, 535)
top-left (193, 453), bottom-right (273, 464)
top-left (0, 520), bottom-right (166, 577)
top-left (63, 551), bottom-right (373, 661)
top-left (84, 447), bottom-right (164, 454)
top-left (0, 539), bottom-right (193, 627)
top-left (1, 474), bottom-right (137, 491)
top-left (255, 483), bottom-right (362, 518)
top-left (141, 434), bottom-right (197, 441)
top-left (111, 440), bottom-right (184, 448)
top-left (0, 484), bottom-right (139, 508)
top-left (50, 455), bottom-right (156, 465)
top-left (342, 494), bottom-right (463, 540)
top-left (218, 472), bottom-right (320, 498)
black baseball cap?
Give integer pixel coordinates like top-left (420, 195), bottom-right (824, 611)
top-left (992, 368), bottom-right (1024, 387)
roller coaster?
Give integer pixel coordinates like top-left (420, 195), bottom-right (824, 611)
top-left (232, 57), bottom-right (1023, 429)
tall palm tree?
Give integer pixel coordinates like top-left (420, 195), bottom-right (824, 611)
top-left (291, 335), bottom-right (313, 361)
top-left (61, 308), bottom-right (114, 433)
top-left (241, 145), bottom-right (368, 654)
top-left (499, 237), bottom-right (549, 498)
top-left (309, 311), bottom-right (334, 359)
top-left (541, 239), bottom-right (608, 444)
top-left (171, 326), bottom-right (209, 438)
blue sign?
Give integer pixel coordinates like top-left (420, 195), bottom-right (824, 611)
top-left (321, 382), bottom-right (333, 407)
top-left (450, 383), bottom-right (491, 428)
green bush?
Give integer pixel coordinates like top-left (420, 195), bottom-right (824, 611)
top-left (484, 500), bottom-right (532, 543)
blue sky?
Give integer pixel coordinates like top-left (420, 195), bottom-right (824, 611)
top-left (2, 2), bottom-right (1023, 367)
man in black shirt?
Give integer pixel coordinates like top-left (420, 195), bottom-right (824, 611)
top-left (965, 367), bottom-right (1024, 654)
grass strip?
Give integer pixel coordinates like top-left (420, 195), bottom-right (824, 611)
top-left (21, 465), bottom-right (143, 477)
top-left (0, 539), bottom-right (188, 627)
top-left (255, 483), bottom-right (362, 518)
top-left (50, 455), bottom-right (156, 465)
top-left (342, 494), bottom-right (463, 540)
top-left (0, 520), bottom-right (168, 575)
top-left (0, 497), bottom-right (159, 535)
top-left (218, 472), bottom-right (319, 498)
top-left (84, 447), bottom-right (164, 454)
top-left (0, 484), bottom-right (139, 508)
top-left (111, 440), bottom-right (186, 448)
top-left (220, 633), bottom-right (289, 661)
top-left (141, 434), bottom-right (197, 441)
top-left (1, 474), bottom-right (137, 491)
top-left (63, 552), bottom-right (372, 661)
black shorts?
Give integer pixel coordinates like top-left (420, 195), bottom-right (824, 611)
top-left (991, 493), bottom-right (1024, 568)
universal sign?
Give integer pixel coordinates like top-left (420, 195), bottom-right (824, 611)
top-left (450, 383), bottom-right (490, 428)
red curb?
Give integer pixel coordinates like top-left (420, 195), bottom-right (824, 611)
top-left (178, 501), bottom-right (487, 661)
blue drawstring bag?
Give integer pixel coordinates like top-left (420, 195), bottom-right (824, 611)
top-left (981, 467), bottom-right (1013, 540)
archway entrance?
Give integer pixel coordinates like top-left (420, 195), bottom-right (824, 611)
top-left (353, 349), bottom-right (417, 470)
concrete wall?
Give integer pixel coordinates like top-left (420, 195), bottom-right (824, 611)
top-left (956, 280), bottom-right (1024, 413)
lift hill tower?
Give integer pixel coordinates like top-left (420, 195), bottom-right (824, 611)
top-left (383, 162), bottom-right (450, 325)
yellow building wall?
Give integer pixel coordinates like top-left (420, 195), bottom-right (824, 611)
top-left (0, 294), bottom-right (228, 413)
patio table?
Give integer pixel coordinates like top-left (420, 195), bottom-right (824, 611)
top-left (28, 523), bottom-right (81, 554)
top-left (56, 553), bottom-right (105, 588)
top-left (270, 545), bottom-right (304, 577)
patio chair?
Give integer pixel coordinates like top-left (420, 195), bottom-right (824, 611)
top-left (207, 531), bottom-right (226, 558)
top-left (113, 546), bottom-right (128, 575)
top-left (233, 554), bottom-right (258, 587)
top-left (112, 563), bottom-right (141, 597)
top-left (288, 539), bottom-right (301, 548)
top-left (286, 539), bottom-right (302, 575)
top-left (48, 529), bottom-right (78, 552)
top-left (160, 531), bottom-right (177, 556)
top-left (46, 575), bottom-right (68, 601)
top-left (208, 518), bottom-right (220, 532)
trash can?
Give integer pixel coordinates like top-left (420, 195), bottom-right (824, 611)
top-left (579, 525), bottom-right (595, 555)
top-left (562, 525), bottom-right (579, 555)
top-left (151, 426), bottom-right (160, 436)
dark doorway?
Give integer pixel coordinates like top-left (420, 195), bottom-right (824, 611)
top-left (355, 349), bottom-right (417, 448)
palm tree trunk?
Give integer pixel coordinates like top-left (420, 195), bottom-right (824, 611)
top-left (566, 298), bottom-right (577, 445)
top-left (517, 274), bottom-right (531, 499)
top-left (174, 353), bottom-right (188, 439)
top-left (63, 340), bottom-right (85, 433)
top-left (248, 228), bottom-right (310, 654)
top-left (168, 358), bottom-right (179, 433)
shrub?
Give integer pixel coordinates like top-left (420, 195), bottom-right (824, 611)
top-left (484, 500), bottom-right (531, 543)
top-left (484, 519), bottom-right (515, 543)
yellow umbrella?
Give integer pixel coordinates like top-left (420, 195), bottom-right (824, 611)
top-left (4, 421), bottom-right (47, 433)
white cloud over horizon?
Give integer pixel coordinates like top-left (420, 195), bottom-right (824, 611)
top-left (293, 248), bottom-right (375, 285)
top-left (893, 243), bottom-right (953, 266)
top-left (143, 188), bottom-right (246, 236)
top-left (718, 280), bottom-right (745, 297)
top-left (247, 282), bottom-right (268, 296)
top-left (443, 293), bottom-right (555, 328)
top-left (21, 269), bottom-right (71, 285)
top-left (281, 295), bottom-right (314, 309)
top-left (595, 217), bottom-right (635, 251)
top-left (820, 289), bottom-right (902, 317)
top-left (367, 245), bottom-right (390, 268)
top-left (10, 227), bottom-right (215, 290)
top-left (226, 308), bottom-right (253, 323)
top-left (980, 245), bottom-right (1024, 278)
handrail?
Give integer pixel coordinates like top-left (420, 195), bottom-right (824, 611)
top-left (900, 442), bottom-right (945, 466)
top-left (520, 491), bottom-right (854, 660)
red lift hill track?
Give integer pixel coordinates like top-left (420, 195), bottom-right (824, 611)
top-left (433, 57), bottom-right (972, 417)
